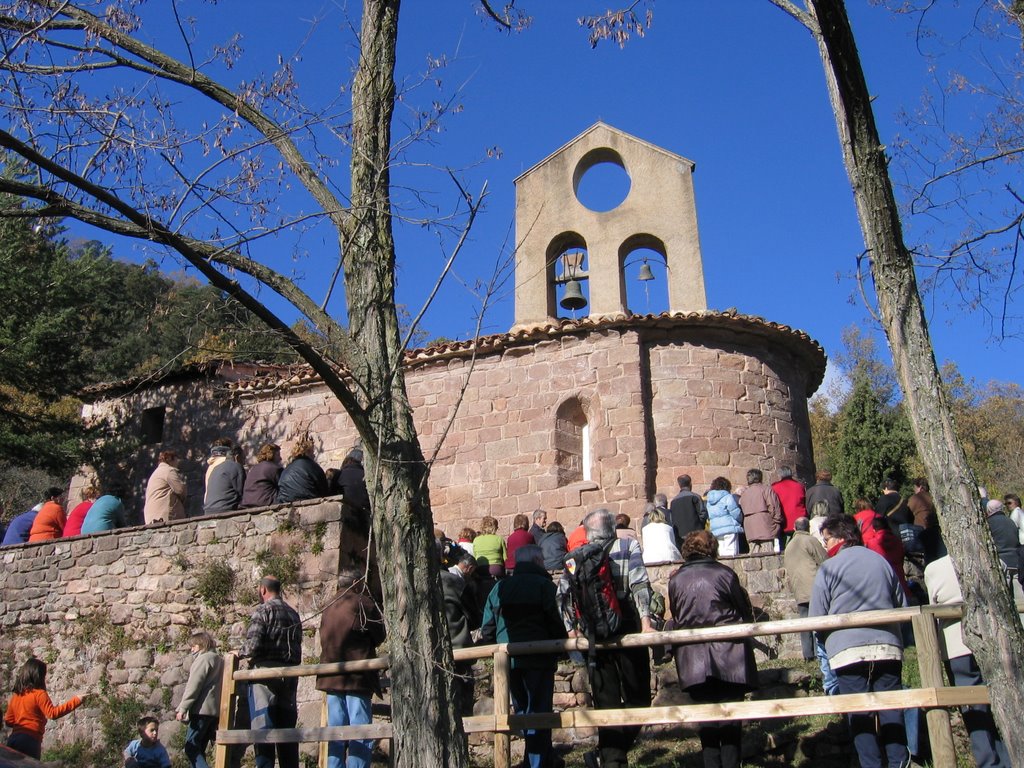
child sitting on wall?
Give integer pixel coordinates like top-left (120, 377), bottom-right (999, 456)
top-left (123, 716), bottom-right (172, 768)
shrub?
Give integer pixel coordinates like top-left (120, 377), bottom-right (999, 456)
top-left (195, 561), bottom-right (237, 608)
top-left (254, 544), bottom-right (302, 588)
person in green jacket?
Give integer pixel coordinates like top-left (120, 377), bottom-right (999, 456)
top-left (480, 544), bottom-right (567, 768)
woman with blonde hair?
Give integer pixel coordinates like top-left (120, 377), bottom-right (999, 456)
top-left (473, 516), bottom-right (507, 578)
top-left (63, 484), bottom-right (100, 537)
top-left (641, 504), bottom-right (681, 565)
top-left (176, 631), bottom-right (224, 768)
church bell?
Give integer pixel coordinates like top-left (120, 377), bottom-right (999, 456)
top-left (559, 279), bottom-right (587, 311)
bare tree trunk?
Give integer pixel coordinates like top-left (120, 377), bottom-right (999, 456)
top-left (806, 0), bottom-right (1024, 760)
top-left (344, 1), bottom-right (468, 766)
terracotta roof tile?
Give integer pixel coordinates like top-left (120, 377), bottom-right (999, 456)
top-left (227, 311), bottom-right (827, 398)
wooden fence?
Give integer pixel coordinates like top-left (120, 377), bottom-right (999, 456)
top-left (212, 603), bottom-right (991, 768)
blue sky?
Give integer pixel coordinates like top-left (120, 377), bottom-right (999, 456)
top-left (65, 2), bottom-right (1021, 390)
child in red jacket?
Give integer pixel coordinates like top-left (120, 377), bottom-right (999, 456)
top-left (4, 657), bottom-right (86, 758)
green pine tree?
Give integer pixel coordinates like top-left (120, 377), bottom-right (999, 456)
top-left (832, 372), bottom-right (916, 508)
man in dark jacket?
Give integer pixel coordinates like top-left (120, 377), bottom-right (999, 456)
top-left (482, 544), bottom-right (567, 768)
top-left (528, 508), bottom-right (548, 543)
top-left (874, 478), bottom-right (902, 518)
top-left (985, 500), bottom-right (1019, 570)
top-left (316, 568), bottom-right (385, 768)
top-left (442, 552), bottom-right (482, 715)
top-left (669, 475), bottom-right (706, 545)
top-left (805, 470), bottom-right (844, 518)
top-left (205, 443), bottom-right (246, 514)
top-left (333, 447), bottom-right (370, 513)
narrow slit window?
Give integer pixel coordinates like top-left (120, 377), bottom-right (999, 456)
top-left (555, 398), bottom-right (588, 486)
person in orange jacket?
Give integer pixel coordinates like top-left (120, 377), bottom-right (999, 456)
top-left (27, 488), bottom-right (66, 542)
top-left (4, 657), bottom-right (87, 758)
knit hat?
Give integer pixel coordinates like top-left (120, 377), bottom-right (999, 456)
top-left (347, 447), bottom-right (364, 463)
top-left (986, 499), bottom-right (1004, 516)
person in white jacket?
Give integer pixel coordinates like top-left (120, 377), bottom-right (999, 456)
top-left (925, 556), bottom-right (1012, 768)
top-left (640, 504), bottom-right (681, 565)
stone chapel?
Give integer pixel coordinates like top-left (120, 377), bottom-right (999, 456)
top-left (75, 122), bottom-right (826, 533)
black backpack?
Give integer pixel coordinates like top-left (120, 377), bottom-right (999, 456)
top-left (563, 540), bottom-right (623, 663)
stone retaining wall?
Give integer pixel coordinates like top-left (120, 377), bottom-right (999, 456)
top-left (0, 505), bottom-right (798, 759)
top-left (0, 500), bottom-right (349, 757)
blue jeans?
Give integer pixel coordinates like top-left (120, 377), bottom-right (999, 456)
top-left (248, 678), bottom-right (299, 768)
top-left (184, 714), bottom-right (218, 768)
top-left (815, 635), bottom-right (839, 695)
top-left (326, 692), bottom-right (373, 768)
top-left (836, 660), bottom-right (908, 768)
top-left (509, 667), bottom-right (556, 768)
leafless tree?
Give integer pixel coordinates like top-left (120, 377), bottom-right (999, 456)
top-left (577, 0), bottom-right (1024, 760)
top-left (878, 1), bottom-right (1024, 340)
top-left (772, 1), bottom-right (1024, 759)
top-left (0, 1), bottom-right (477, 765)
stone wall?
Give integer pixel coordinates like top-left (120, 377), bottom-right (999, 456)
top-left (0, 499), bottom-right (350, 757)
top-left (645, 328), bottom-right (815, 491)
top-left (0, 503), bottom-right (800, 757)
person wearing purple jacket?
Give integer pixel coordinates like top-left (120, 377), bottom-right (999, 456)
top-left (241, 443), bottom-right (282, 508)
top-left (1, 507), bottom-right (40, 546)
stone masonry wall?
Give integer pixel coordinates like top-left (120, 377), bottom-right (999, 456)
top-left (0, 499), bottom-right (349, 757)
top-left (0, 499), bottom-right (800, 758)
top-left (646, 327), bottom-right (816, 492)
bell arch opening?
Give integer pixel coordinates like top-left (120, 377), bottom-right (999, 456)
top-left (547, 232), bottom-right (590, 320)
top-left (620, 234), bottom-right (669, 316)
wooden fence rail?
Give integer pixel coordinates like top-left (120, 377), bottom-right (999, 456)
top-left (213, 603), bottom-right (991, 768)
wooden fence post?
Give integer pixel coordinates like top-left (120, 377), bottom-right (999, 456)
top-left (213, 652), bottom-right (238, 768)
top-left (911, 610), bottom-right (956, 767)
top-left (493, 648), bottom-right (511, 768)
top-left (319, 695), bottom-right (328, 768)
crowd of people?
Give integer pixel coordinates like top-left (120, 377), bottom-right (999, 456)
top-left (0, 436), bottom-right (369, 547)
top-left (4, 460), bottom-right (1022, 768)
top-left (433, 470), bottom-right (1020, 768)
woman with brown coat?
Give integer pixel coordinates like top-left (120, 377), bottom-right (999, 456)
top-left (668, 530), bottom-right (758, 768)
